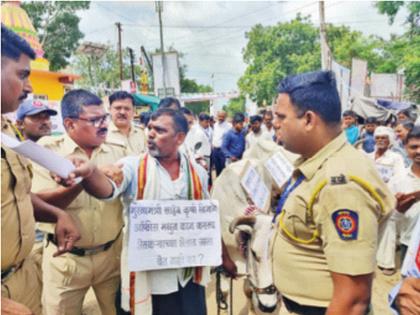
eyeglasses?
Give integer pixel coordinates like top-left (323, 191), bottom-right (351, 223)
top-left (70, 114), bottom-right (110, 128)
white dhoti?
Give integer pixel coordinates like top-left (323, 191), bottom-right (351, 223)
top-left (377, 210), bottom-right (402, 268)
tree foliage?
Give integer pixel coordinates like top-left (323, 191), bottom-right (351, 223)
top-left (180, 64), bottom-right (213, 114)
top-left (72, 46), bottom-right (136, 96)
top-left (22, 1), bottom-right (90, 71)
top-left (239, 13), bottom-right (420, 104)
top-left (375, 1), bottom-right (420, 101)
top-left (375, 1), bottom-right (419, 36)
top-left (224, 96), bottom-right (246, 117)
top-left (238, 16), bottom-right (320, 105)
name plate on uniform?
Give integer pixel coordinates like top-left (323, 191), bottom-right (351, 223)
top-left (265, 151), bottom-right (294, 188)
top-left (127, 200), bottom-right (222, 272)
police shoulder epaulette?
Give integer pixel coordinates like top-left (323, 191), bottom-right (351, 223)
top-left (105, 138), bottom-right (126, 148)
top-left (38, 134), bottom-right (65, 147)
top-left (324, 157), bottom-right (349, 186)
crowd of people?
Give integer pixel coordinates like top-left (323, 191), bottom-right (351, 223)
top-left (2, 23), bottom-right (420, 315)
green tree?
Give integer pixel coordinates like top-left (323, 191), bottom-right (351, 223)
top-left (326, 25), bottom-right (386, 70)
top-left (238, 16), bottom-right (390, 105)
top-left (238, 13), bottom-right (420, 104)
top-left (180, 64), bottom-right (213, 115)
top-left (375, 2), bottom-right (420, 101)
top-left (238, 16), bottom-right (320, 105)
top-left (22, 1), bottom-right (90, 71)
top-left (224, 96), bottom-right (246, 117)
top-left (375, 1), bottom-right (419, 36)
top-left (72, 46), bottom-right (136, 97)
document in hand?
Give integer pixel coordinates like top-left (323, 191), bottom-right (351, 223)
top-left (1, 132), bottom-right (76, 178)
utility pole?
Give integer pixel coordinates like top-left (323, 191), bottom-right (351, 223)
top-left (128, 47), bottom-right (135, 82)
top-left (319, 1), bottom-right (330, 70)
top-left (141, 46), bottom-right (153, 75)
top-left (116, 22), bottom-right (123, 82)
top-left (156, 1), bottom-right (166, 96)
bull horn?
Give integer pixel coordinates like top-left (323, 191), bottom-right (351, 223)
top-left (229, 215), bottom-right (256, 234)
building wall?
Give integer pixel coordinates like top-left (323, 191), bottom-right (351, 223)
top-left (29, 73), bottom-right (65, 101)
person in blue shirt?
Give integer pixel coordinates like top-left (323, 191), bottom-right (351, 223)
top-left (361, 116), bottom-right (378, 153)
top-left (221, 112), bottom-right (246, 164)
top-left (342, 110), bottom-right (360, 145)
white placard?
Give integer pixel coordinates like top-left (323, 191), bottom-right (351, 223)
top-left (376, 163), bottom-right (393, 183)
top-left (265, 151), bottom-right (294, 188)
top-left (240, 163), bottom-right (270, 210)
top-left (1, 132), bottom-right (76, 178)
top-left (127, 199), bottom-right (222, 272)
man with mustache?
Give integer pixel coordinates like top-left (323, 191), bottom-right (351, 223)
top-left (15, 99), bottom-right (57, 142)
top-left (1, 24), bottom-right (80, 315)
top-left (108, 91), bottom-right (146, 155)
top-left (271, 71), bottom-right (394, 315)
top-left (32, 89), bottom-right (127, 315)
top-left (376, 126), bottom-right (420, 276)
top-left (367, 126), bottom-right (405, 184)
top-left (389, 126), bottom-right (420, 266)
top-left (56, 108), bottom-right (237, 315)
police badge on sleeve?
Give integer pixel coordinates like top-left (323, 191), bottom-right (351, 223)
top-left (331, 209), bottom-right (358, 240)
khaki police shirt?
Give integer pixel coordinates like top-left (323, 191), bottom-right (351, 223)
top-left (32, 134), bottom-right (127, 248)
top-left (271, 133), bottom-right (395, 307)
top-left (107, 121), bottom-right (146, 156)
top-left (1, 117), bottom-right (35, 271)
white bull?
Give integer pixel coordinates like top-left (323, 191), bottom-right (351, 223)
top-left (211, 140), bottom-right (298, 314)
top-left (230, 214), bottom-right (279, 314)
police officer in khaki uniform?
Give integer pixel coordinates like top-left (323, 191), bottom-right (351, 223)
top-left (271, 71), bottom-right (395, 315)
top-left (32, 89), bottom-right (127, 315)
top-left (1, 24), bottom-right (80, 315)
top-left (107, 91), bottom-right (146, 155)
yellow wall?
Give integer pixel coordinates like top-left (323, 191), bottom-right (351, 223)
top-left (29, 72), bottom-right (66, 101)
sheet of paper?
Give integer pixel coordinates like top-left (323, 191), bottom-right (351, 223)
top-left (240, 163), bottom-right (270, 210)
top-left (265, 151), bottom-right (294, 188)
top-left (375, 163), bottom-right (393, 183)
top-left (127, 199), bottom-right (222, 272)
top-left (1, 132), bottom-right (76, 178)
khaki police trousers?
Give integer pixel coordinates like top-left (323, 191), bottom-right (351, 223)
top-left (1, 248), bottom-right (43, 315)
top-left (42, 235), bottom-right (122, 315)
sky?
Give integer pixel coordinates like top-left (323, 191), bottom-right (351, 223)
top-left (78, 1), bottom-right (408, 94)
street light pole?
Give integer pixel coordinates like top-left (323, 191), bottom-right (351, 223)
top-left (128, 47), bottom-right (135, 83)
top-left (116, 22), bottom-right (123, 82)
top-left (319, 1), bottom-right (330, 70)
top-left (156, 1), bottom-right (167, 96)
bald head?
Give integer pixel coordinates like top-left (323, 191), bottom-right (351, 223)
top-left (217, 111), bottom-right (227, 122)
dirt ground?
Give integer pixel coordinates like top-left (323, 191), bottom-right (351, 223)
top-left (81, 266), bottom-right (400, 315)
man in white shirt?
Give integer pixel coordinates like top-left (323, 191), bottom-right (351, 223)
top-left (367, 126), bottom-right (405, 183)
top-left (389, 128), bottom-right (420, 259)
top-left (211, 110), bottom-right (231, 176)
top-left (377, 126), bottom-right (420, 275)
top-left (59, 108), bottom-right (237, 315)
top-left (189, 113), bottom-right (212, 169)
top-left (261, 109), bottom-right (275, 139)
top-left (245, 114), bottom-right (273, 149)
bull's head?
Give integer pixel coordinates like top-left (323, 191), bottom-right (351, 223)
top-left (229, 215), bottom-right (279, 314)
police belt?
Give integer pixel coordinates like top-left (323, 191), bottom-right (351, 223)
top-left (282, 296), bottom-right (372, 315)
top-left (282, 296), bottom-right (326, 315)
top-left (1, 261), bottom-right (23, 284)
top-left (47, 229), bottom-right (121, 257)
